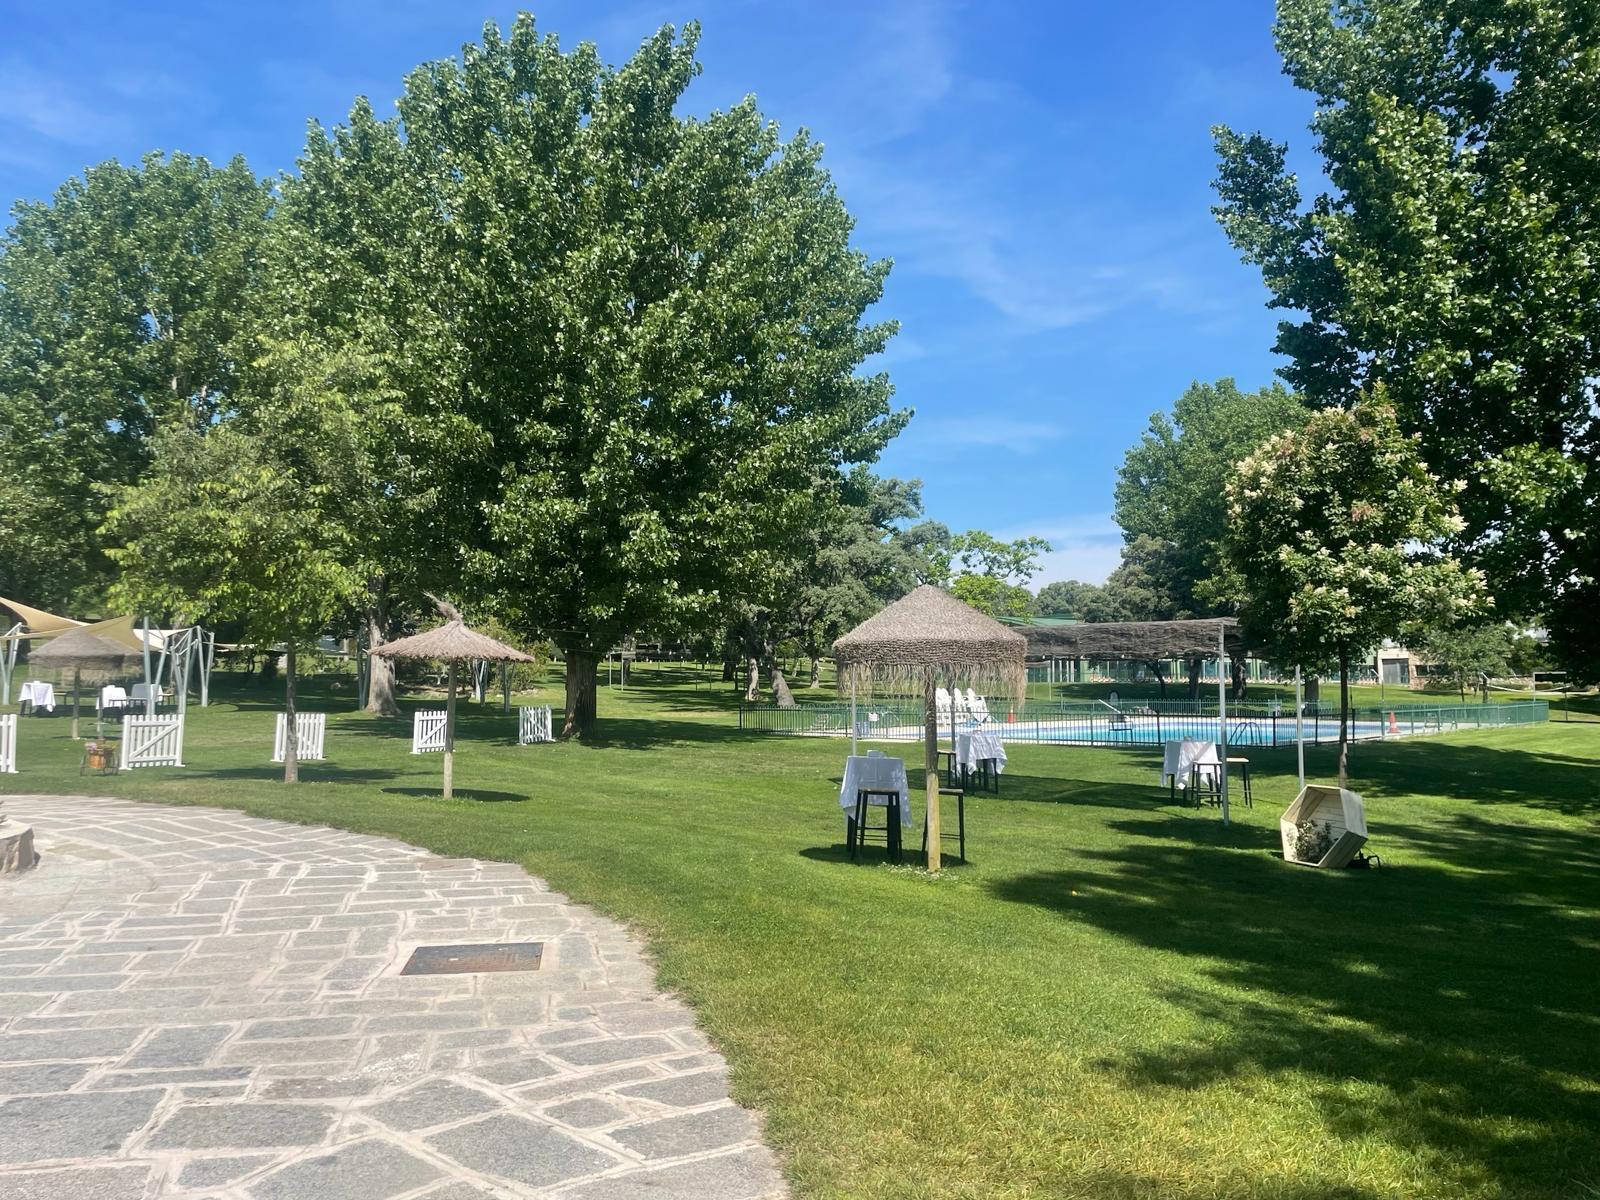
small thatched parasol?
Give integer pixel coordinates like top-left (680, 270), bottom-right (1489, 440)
top-left (29, 628), bottom-right (145, 739)
top-left (833, 585), bottom-right (1026, 869)
top-left (370, 596), bottom-right (535, 800)
top-left (29, 624), bottom-right (144, 739)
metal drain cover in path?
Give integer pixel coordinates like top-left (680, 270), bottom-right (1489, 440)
top-left (401, 942), bottom-right (544, 976)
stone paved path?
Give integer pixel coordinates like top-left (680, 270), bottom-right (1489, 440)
top-left (0, 796), bottom-right (786, 1200)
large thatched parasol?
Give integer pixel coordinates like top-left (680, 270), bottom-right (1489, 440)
top-left (370, 596), bottom-right (535, 799)
top-left (833, 585), bottom-right (1026, 869)
top-left (29, 628), bottom-right (144, 739)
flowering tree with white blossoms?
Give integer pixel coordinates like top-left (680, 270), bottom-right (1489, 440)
top-left (1217, 397), bottom-right (1488, 787)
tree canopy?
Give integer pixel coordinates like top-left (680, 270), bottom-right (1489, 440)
top-left (1219, 399), bottom-right (1488, 783)
top-left (0, 152), bottom-right (270, 610)
top-left (1113, 377), bottom-right (1307, 621)
top-left (1213, 0), bottom-right (1600, 678)
top-left (275, 18), bottom-right (903, 735)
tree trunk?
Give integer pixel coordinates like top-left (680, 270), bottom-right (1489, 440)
top-left (364, 601), bottom-right (401, 717)
top-left (721, 656), bottom-right (736, 683)
top-left (1231, 656), bottom-right (1247, 704)
top-left (619, 655), bottom-right (631, 688)
top-left (1337, 646), bottom-right (1351, 790)
top-left (1146, 661), bottom-right (1167, 698)
top-left (744, 656), bottom-right (760, 703)
top-left (809, 654), bottom-right (821, 688)
top-left (772, 669), bottom-right (796, 709)
top-left (1186, 657), bottom-right (1202, 700)
top-left (283, 643), bottom-right (299, 785)
top-left (561, 648), bottom-right (599, 739)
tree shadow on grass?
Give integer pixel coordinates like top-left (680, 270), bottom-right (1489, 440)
top-left (187, 765), bottom-right (402, 784)
top-left (1341, 734), bottom-right (1600, 816)
top-left (989, 813), bottom-right (1600, 1197)
top-left (380, 786), bottom-right (528, 804)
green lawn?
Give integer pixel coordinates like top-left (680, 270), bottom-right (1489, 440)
top-left (5, 666), bottom-right (1598, 1199)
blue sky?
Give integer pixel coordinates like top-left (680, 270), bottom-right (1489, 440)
top-left (0, 1), bottom-right (1314, 584)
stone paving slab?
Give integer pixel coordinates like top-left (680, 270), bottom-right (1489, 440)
top-left (0, 795), bottom-right (786, 1198)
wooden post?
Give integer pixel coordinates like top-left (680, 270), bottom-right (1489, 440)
top-left (443, 659), bottom-right (457, 800)
top-left (71, 668), bottom-right (81, 740)
top-left (924, 676), bottom-right (941, 871)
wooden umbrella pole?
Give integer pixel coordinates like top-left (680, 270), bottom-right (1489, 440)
top-left (72, 668), bottom-right (81, 741)
top-left (924, 675), bottom-right (941, 871)
top-left (443, 659), bottom-right (457, 800)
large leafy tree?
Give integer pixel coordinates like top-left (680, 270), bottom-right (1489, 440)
top-left (283, 18), bottom-right (903, 736)
top-left (1213, 0), bottom-right (1600, 677)
top-left (947, 530), bottom-right (1049, 619)
top-left (1034, 579), bottom-right (1124, 622)
top-left (1219, 399), bottom-right (1488, 786)
top-left (104, 343), bottom-right (380, 782)
top-left (265, 101), bottom-right (482, 716)
top-left (1113, 378), bottom-right (1307, 693)
top-left (785, 469), bottom-right (925, 687)
top-left (1409, 622), bottom-right (1513, 702)
top-left (0, 152), bottom-right (270, 610)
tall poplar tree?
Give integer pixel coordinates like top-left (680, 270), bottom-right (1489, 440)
top-left (1213, 0), bottom-right (1600, 677)
top-left (277, 16), bottom-right (904, 735)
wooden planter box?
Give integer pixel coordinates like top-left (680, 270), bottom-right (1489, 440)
top-left (1280, 784), bottom-right (1367, 868)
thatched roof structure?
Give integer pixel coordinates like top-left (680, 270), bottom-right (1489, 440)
top-left (1021, 617), bottom-right (1245, 661)
top-left (833, 585), bottom-right (1026, 699)
top-left (28, 628), bottom-right (144, 679)
top-left (370, 596), bottom-right (534, 664)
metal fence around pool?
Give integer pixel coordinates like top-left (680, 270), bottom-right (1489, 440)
top-left (737, 699), bottom-right (1549, 748)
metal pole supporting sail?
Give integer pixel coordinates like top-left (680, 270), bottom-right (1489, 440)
top-left (1217, 623), bottom-right (1230, 826)
top-left (849, 675), bottom-right (858, 757)
top-left (1295, 665), bottom-right (1306, 791)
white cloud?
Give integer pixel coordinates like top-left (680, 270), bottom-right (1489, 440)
top-left (912, 416), bottom-right (1062, 455)
top-left (999, 513), bottom-right (1125, 586)
top-left (0, 58), bottom-right (136, 145)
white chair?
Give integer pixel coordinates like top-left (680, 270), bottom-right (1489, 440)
top-left (965, 688), bottom-right (991, 723)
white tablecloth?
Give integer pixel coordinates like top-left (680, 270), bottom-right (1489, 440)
top-left (99, 685), bottom-right (128, 710)
top-left (956, 729), bottom-right (1007, 774)
top-left (838, 754), bottom-right (916, 829)
top-left (1162, 739), bottom-right (1219, 786)
top-left (19, 680), bottom-right (54, 711)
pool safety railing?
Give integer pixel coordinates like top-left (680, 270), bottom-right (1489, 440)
top-left (737, 699), bottom-right (1549, 748)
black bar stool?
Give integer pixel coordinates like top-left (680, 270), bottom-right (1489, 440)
top-left (1225, 757), bottom-right (1253, 807)
top-left (851, 788), bottom-right (902, 863)
top-left (921, 786), bottom-right (966, 863)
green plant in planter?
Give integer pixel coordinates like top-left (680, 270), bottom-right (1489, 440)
top-left (1294, 819), bottom-right (1335, 864)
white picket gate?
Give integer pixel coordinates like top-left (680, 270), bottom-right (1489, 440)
top-left (121, 715), bottom-right (185, 770)
top-left (0, 713), bottom-right (16, 773)
top-left (273, 712), bottom-right (327, 762)
top-left (412, 710), bottom-right (448, 754)
top-left (518, 705), bottom-right (554, 745)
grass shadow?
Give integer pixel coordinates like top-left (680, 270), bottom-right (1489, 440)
top-left (987, 814), bottom-right (1600, 1194)
top-left (380, 786), bottom-right (529, 803)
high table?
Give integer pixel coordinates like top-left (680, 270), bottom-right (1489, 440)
top-left (838, 754), bottom-right (915, 858)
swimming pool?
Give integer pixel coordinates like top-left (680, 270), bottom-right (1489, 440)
top-left (854, 713), bottom-right (1409, 749)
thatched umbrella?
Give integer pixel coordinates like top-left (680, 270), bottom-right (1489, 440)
top-left (28, 628), bottom-right (144, 739)
top-left (369, 597), bottom-right (535, 800)
top-left (833, 585), bottom-right (1026, 870)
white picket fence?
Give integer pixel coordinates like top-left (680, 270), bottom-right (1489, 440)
top-left (0, 713), bottom-right (16, 774)
top-left (519, 705), bottom-right (554, 744)
top-left (412, 710), bottom-right (448, 754)
top-left (273, 712), bottom-right (327, 762)
top-left (121, 715), bottom-right (185, 770)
